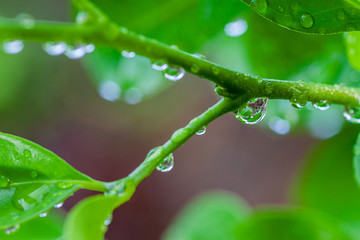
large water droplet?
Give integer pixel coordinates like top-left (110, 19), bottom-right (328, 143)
top-left (156, 153), bottom-right (174, 172)
top-left (16, 13), bottom-right (35, 29)
top-left (152, 60), bottom-right (168, 71)
top-left (3, 40), bottom-right (24, 54)
top-left (39, 212), bottom-right (48, 218)
top-left (196, 126), bottom-right (206, 135)
top-left (164, 67), bottom-right (185, 81)
top-left (344, 106), bottom-right (360, 124)
top-left (235, 98), bottom-right (269, 125)
top-left (251, 0), bottom-right (268, 13)
top-left (104, 214), bottom-right (113, 226)
top-left (0, 175), bottom-right (9, 188)
top-left (313, 100), bottom-right (330, 111)
top-left (5, 224), bottom-right (19, 234)
top-left (43, 42), bottom-right (66, 56)
top-left (98, 81), bottom-right (121, 102)
top-left (124, 88), bottom-right (143, 105)
top-left (121, 50), bottom-right (136, 58)
top-left (300, 13), bottom-right (314, 28)
top-left (65, 44), bottom-right (87, 59)
top-left (224, 19), bottom-right (248, 37)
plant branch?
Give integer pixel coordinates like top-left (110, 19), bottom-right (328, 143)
top-left (0, 17), bottom-right (359, 107)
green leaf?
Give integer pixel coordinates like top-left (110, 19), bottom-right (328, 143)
top-left (162, 191), bottom-right (251, 240)
top-left (0, 132), bottom-right (104, 230)
top-left (345, 32), bottom-right (360, 71)
top-left (241, 0), bottom-right (360, 34)
top-left (63, 194), bottom-right (129, 240)
top-left (292, 127), bottom-right (360, 238)
top-left (353, 132), bottom-right (360, 186)
top-left (0, 211), bottom-right (64, 239)
top-left (239, 207), bottom-right (353, 240)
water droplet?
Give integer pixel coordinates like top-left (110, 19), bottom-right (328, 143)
top-left (313, 100), bottom-right (330, 111)
top-left (146, 146), bottom-right (163, 160)
top-left (192, 53), bottom-right (206, 59)
top-left (212, 66), bottom-right (220, 75)
top-left (268, 117), bottom-right (290, 135)
top-left (164, 67), bottom-right (185, 81)
top-left (121, 50), bottom-right (136, 58)
top-left (336, 10), bottom-right (346, 20)
top-left (39, 212), bottom-right (47, 218)
top-left (250, 0), bottom-right (268, 13)
top-left (190, 63), bottom-right (200, 73)
top-left (98, 81), bottom-right (121, 102)
top-left (0, 175), bottom-right (9, 188)
top-left (196, 126), bottom-right (206, 135)
top-left (56, 182), bottom-right (74, 189)
top-left (54, 202), bottom-right (64, 208)
top-left (30, 171), bottom-right (38, 179)
top-left (235, 98), bottom-right (269, 125)
top-left (224, 19), bottom-right (248, 37)
top-left (124, 88), bottom-right (143, 105)
top-left (84, 44), bottom-right (95, 53)
top-left (344, 106), bottom-right (360, 124)
top-left (16, 13), bottom-right (35, 29)
top-left (65, 44), bottom-right (88, 59)
top-left (3, 40), bottom-right (24, 54)
top-left (23, 149), bottom-right (32, 158)
top-left (76, 11), bottom-right (91, 25)
top-left (290, 90), bottom-right (307, 108)
top-left (156, 153), bottom-right (174, 172)
top-left (43, 42), bottom-right (66, 56)
top-left (5, 224), bottom-right (19, 234)
top-left (152, 60), bottom-right (168, 71)
top-left (104, 214), bottom-right (112, 225)
top-left (278, 5), bottom-right (284, 13)
top-left (300, 13), bottom-right (314, 29)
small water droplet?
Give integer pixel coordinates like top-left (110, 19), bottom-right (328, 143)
top-left (56, 182), bottom-right (74, 189)
top-left (196, 126), bottom-right (206, 135)
top-left (290, 90), bottom-right (307, 108)
top-left (5, 224), bottom-right (19, 234)
top-left (76, 11), bottom-right (91, 25)
top-left (251, 0), bottom-right (268, 13)
top-left (84, 44), bottom-right (95, 53)
top-left (146, 146), bottom-right (162, 160)
top-left (3, 40), bottom-right (24, 54)
top-left (235, 98), bottom-right (269, 125)
top-left (344, 106), bottom-right (360, 124)
top-left (313, 100), bottom-right (330, 111)
top-left (0, 175), bottom-right (9, 188)
top-left (124, 88), bottom-right (143, 105)
top-left (224, 19), bottom-right (248, 37)
top-left (43, 42), bottom-right (66, 56)
top-left (16, 13), bottom-right (35, 29)
top-left (278, 5), bottom-right (284, 13)
top-left (65, 44), bottom-right (86, 59)
top-left (54, 202), bottom-right (64, 208)
top-left (156, 153), bottom-right (174, 172)
top-left (190, 63), bottom-right (200, 73)
top-left (23, 149), bottom-right (32, 158)
top-left (212, 66), bottom-right (220, 75)
top-left (336, 10), bottom-right (346, 20)
top-left (121, 50), bottom-right (136, 58)
top-left (192, 53), bottom-right (206, 59)
top-left (152, 60), bottom-right (168, 71)
top-left (164, 67), bottom-right (185, 81)
top-left (39, 212), bottom-right (48, 218)
top-left (104, 214), bottom-right (113, 225)
top-left (300, 13), bottom-right (314, 29)
top-left (98, 81), bottom-right (121, 102)
top-left (30, 171), bottom-right (38, 179)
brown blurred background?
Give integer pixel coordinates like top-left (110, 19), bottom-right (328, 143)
top-left (0, 1), bottom-right (314, 239)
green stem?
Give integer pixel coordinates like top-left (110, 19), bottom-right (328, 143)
top-left (0, 18), bottom-right (359, 107)
top-left (128, 96), bottom-right (249, 187)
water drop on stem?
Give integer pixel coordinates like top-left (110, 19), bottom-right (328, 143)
top-left (235, 98), bottom-right (269, 125)
top-left (156, 153), bottom-right (174, 172)
top-left (196, 126), bottom-right (207, 135)
top-left (164, 67), bottom-right (185, 81)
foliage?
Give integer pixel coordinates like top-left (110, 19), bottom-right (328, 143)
top-left (1, 0), bottom-right (360, 239)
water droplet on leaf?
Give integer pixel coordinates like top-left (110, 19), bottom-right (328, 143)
top-left (0, 175), bottom-right (9, 188)
top-left (196, 126), bottom-right (207, 135)
top-left (313, 100), bottom-right (330, 111)
top-left (300, 13), bottom-right (314, 28)
top-left (5, 224), bottom-right (19, 234)
top-left (164, 67), bottom-right (185, 81)
top-left (76, 11), bottom-right (91, 25)
top-left (344, 106), bottom-right (360, 124)
top-left (212, 66), bottom-right (220, 75)
top-left (152, 60), bottom-right (168, 71)
top-left (3, 40), bottom-right (24, 54)
top-left (23, 149), bottom-right (32, 158)
top-left (39, 212), bottom-right (47, 218)
top-left (43, 42), bottom-right (66, 56)
top-left (156, 153), bottom-right (174, 172)
top-left (65, 44), bottom-right (86, 59)
top-left (336, 10), bottom-right (346, 20)
top-left (54, 202), bottom-right (64, 208)
top-left (235, 98), bottom-right (269, 125)
top-left (104, 214), bottom-right (112, 225)
top-left (190, 64), bottom-right (200, 73)
top-left (121, 50), bottom-right (136, 58)
top-left (56, 182), bottom-right (74, 189)
top-left (251, 0), bottom-right (268, 13)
